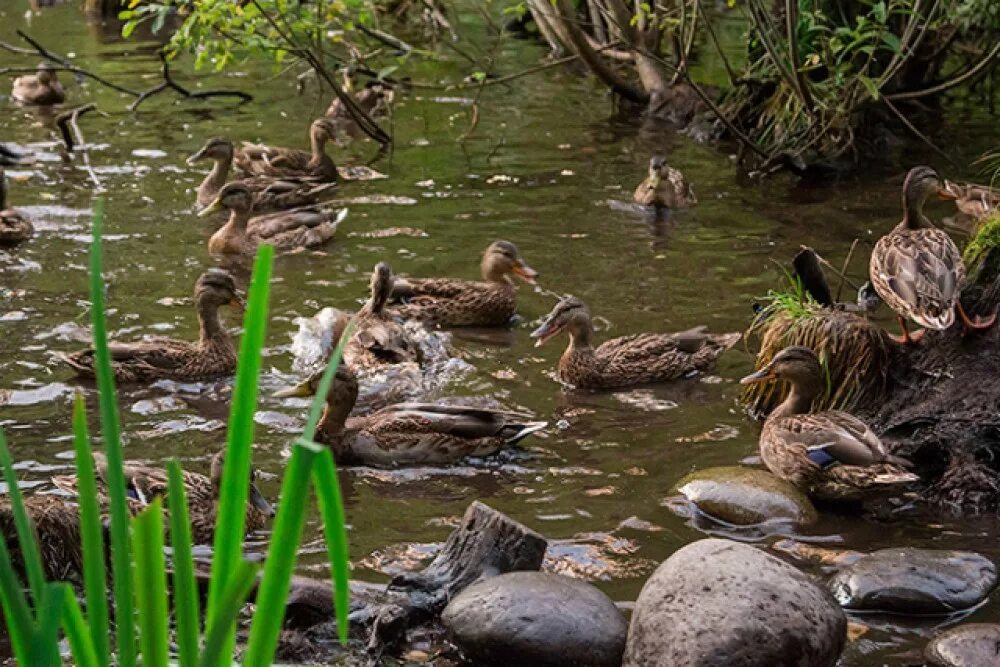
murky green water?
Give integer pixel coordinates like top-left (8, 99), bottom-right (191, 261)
top-left (2, 1), bottom-right (1000, 663)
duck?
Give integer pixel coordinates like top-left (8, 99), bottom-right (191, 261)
top-left (390, 240), bottom-right (538, 327)
top-left (343, 262), bottom-right (422, 369)
top-left (633, 155), bottom-right (696, 210)
top-left (944, 180), bottom-right (999, 222)
top-left (530, 296), bottom-right (740, 389)
top-left (275, 365), bottom-right (547, 466)
top-left (187, 137), bottom-right (337, 213)
top-left (51, 450), bottom-right (273, 545)
top-left (234, 119), bottom-right (339, 182)
top-left (325, 72), bottom-right (394, 126)
top-left (59, 269), bottom-right (242, 383)
top-left (869, 165), bottom-right (996, 344)
top-left (0, 168), bottom-right (33, 246)
top-left (199, 182), bottom-right (347, 256)
top-left (11, 63), bottom-right (66, 106)
top-left (740, 346), bottom-right (918, 501)
top-left (0, 494), bottom-right (84, 582)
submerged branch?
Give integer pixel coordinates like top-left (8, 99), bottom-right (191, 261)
top-left (55, 104), bottom-right (103, 190)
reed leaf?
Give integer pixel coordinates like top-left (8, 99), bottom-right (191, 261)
top-left (167, 460), bottom-right (201, 667)
top-left (132, 500), bottom-right (169, 667)
top-left (35, 583), bottom-right (66, 665)
top-left (0, 432), bottom-right (46, 606)
top-left (197, 559), bottom-right (259, 667)
top-left (61, 585), bottom-right (100, 667)
top-left (311, 448), bottom-right (351, 644)
top-left (302, 321), bottom-right (353, 442)
top-left (0, 466), bottom-right (33, 662)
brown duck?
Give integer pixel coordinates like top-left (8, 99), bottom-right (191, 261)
top-left (531, 296), bottom-right (740, 389)
top-left (276, 365), bottom-right (547, 466)
top-left (200, 182), bottom-right (346, 256)
top-left (0, 168), bottom-right (33, 246)
top-left (60, 269), bottom-right (242, 383)
top-left (390, 240), bottom-right (538, 327)
top-left (344, 262), bottom-right (422, 369)
top-left (234, 119), bottom-right (339, 182)
top-left (0, 494), bottom-right (84, 582)
top-left (870, 165), bottom-right (996, 344)
top-left (11, 63), bottom-right (66, 105)
top-left (633, 155), bottom-right (696, 210)
top-left (740, 346), bottom-right (917, 501)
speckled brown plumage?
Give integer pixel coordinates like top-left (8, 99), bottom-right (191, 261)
top-left (633, 156), bottom-right (696, 209)
top-left (532, 297), bottom-right (740, 390)
top-left (0, 169), bottom-right (33, 246)
top-left (344, 262), bottom-right (422, 368)
top-left (59, 270), bottom-right (241, 383)
top-left (0, 495), bottom-right (84, 583)
top-left (234, 119), bottom-right (339, 182)
top-left (11, 63), bottom-right (65, 106)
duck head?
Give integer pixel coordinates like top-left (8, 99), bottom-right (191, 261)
top-left (208, 451), bottom-right (274, 517)
top-left (194, 268), bottom-right (245, 311)
top-left (198, 182), bottom-right (254, 217)
top-left (187, 137), bottom-right (234, 166)
top-left (481, 240), bottom-right (537, 284)
top-left (740, 345), bottom-right (823, 396)
top-left (531, 296), bottom-right (591, 347)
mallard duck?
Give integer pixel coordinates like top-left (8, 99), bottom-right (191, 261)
top-left (944, 180), bottom-right (999, 221)
top-left (275, 365), bottom-right (546, 466)
top-left (870, 165), bottom-right (996, 344)
top-left (0, 168), bottom-right (33, 246)
top-left (59, 269), bottom-right (242, 382)
top-left (343, 262), bottom-right (422, 369)
top-left (633, 155), bottom-right (696, 210)
top-left (326, 74), bottom-right (393, 125)
top-left (199, 183), bottom-right (347, 256)
top-left (530, 296), bottom-right (740, 389)
top-left (0, 494), bottom-right (84, 582)
top-left (11, 63), bottom-right (66, 105)
top-left (51, 451), bottom-right (273, 545)
top-left (390, 240), bottom-right (537, 327)
top-left (740, 346), bottom-right (918, 501)
top-left (187, 137), bottom-right (337, 212)
top-left (234, 119), bottom-right (339, 182)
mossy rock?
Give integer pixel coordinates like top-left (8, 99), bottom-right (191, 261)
top-left (672, 466), bottom-right (818, 526)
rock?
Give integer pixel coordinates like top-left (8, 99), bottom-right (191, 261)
top-left (925, 624), bottom-right (1000, 666)
top-left (624, 538), bottom-right (845, 667)
top-left (671, 466), bottom-right (818, 526)
top-left (442, 571), bottom-right (626, 667)
top-left (828, 548), bottom-right (997, 614)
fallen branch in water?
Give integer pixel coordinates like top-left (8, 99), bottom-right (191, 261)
top-left (55, 103), bottom-right (103, 191)
top-left (129, 52), bottom-right (254, 112)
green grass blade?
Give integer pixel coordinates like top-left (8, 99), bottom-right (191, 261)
top-left (167, 460), bottom-right (200, 667)
top-left (311, 448), bottom-right (350, 645)
top-left (206, 244), bottom-right (274, 659)
top-left (71, 394), bottom-right (110, 667)
top-left (35, 583), bottom-right (65, 665)
top-left (131, 500), bottom-right (169, 667)
top-left (61, 585), bottom-right (100, 667)
top-left (0, 431), bottom-right (47, 606)
top-left (242, 440), bottom-right (322, 666)
top-left (88, 199), bottom-right (137, 667)
top-left (0, 490), bottom-right (35, 662)
top-left (301, 321), bottom-right (353, 442)
top-left (197, 560), bottom-right (258, 667)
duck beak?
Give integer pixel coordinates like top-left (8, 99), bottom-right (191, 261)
top-left (274, 379), bottom-right (315, 398)
top-left (740, 365), bottom-right (776, 385)
top-left (512, 261), bottom-right (538, 285)
top-left (186, 147), bottom-right (208, 166)
top-left (198, 197), bottom-right (225, 217)
top-left (229, 292), bottom-right (246, 311)
top-left (937, 185), bottom-right (958, 201)
top-left (530, 319), bottom-right (562, 347)
top-left (249, 483), bottom-right (275, 517)
top-left (647, 170), bottom-right (661, 190)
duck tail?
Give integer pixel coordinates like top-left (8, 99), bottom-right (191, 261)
top-left (872, 469), bottom-right (920, 485)
top-left (502, 420), bottom-right (548, 445)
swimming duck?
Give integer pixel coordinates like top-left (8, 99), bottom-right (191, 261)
top-left (0, 168), bottom-right (33, 246)
top-left (870, 165), bottom-right (996, 344)
top-left (199, 183), bottom-right (347, 256)
top-left (343, 262), bottom-right (422, 369)
top-left (234, 119), bottom-right (339, 182)
top-left (944, 180), bottom-right (999, 222)
top-left (59, 269), bottom-right (242, 383)
top-left (51, 450), bottom-right (273, 545)
top-left (740, 346), bottom-right (918, 501)
top-left (633, 155), bottom-right (696, 210)
top-left (0, 494), bottom-right (84, 582)
top-left (390, 240), bottom-right (537, 327)
top-left (275, 365), bottom-right (546, 466)
top-left (187, 137), bottom-right (337, 212)
top-left (11, 63), bottom-right (66, 105)
top-left (530, 296), bottom-right (740, 389)
top-left (326, 73), bottom-right (394, 126)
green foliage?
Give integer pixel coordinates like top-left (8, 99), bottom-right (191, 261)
top-left (963, 212), bottom-right (1000, 271)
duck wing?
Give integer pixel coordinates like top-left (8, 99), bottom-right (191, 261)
top-left (390, 277), bottom-right (473, 300)
top-left (770, 411), bottom-right (908, 468)
top-left (367, 403), bottom-right (545, 443)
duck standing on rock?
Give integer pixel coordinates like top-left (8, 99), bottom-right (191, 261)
top-left (531, 296), bottom-right (740, 390)
top-left (740, 346), bottom-right (918, 501)
top-left (11, 63), bottom-right (65, 105)
top-left (390, 240), bottom-right (537, 327)
top-left (234, 119), bottom-right (339, 182)
top-left (870, 165), bottom-right (996, 344)
top-left (633, 155), bottom-right (696, 211)
top-left (275, 365), bottom-right (547, 466)
top-left (0, 168), bottom-right (33, 246)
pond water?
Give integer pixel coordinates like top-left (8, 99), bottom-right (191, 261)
top-left (2, 1), bottom-right (999, 664)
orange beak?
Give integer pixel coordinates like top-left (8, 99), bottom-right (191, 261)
top-left (512, 261), bottom-right (538, 285)
top-left (937, 186), bottom-right (958, 201)
top-left (739, 366), bottom-right (776, 385)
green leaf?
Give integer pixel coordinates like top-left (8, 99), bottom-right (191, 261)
top-left (858, 74), bottom-right (880, 100)
top-left (311, 448), bottom-right (351, 645)
top-left (167, 460), bottom-right (201, 667)
top-left (872, 0), bottom-right (886, 23)
top-left (302, 322), bottom-right (352, 442)
top-left (197, 560), bottom-right (259, 667)
top-left (35, 583), bottom-right (66, 665)
top-left (61, 586), bottom-right (100, 667)
top-left (0, 456), bottom-right (35, 662)
top-left (0, 431), bottom-right (46, 607)
top-left (132, 501), bottom-right (169, 667)
top-left (881, 32), bottom-right (901, 53)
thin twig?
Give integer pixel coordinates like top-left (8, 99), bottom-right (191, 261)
top-left (836, 239), bottom-right (860, 303)
top-left (886, 41), bottom-right (1000, 101)
top-left (695, 0), bottom-right (738, 86)
top-left (55, 104), bottom-right (102, 191)
top-left (129, 52), bottom-right (253, 112)
top-left (784, 0), bottom-right (814, 112)
top-left (800, 246), bottom-right (861, 293)
top-left (882, 96), bottom-right (958, 166)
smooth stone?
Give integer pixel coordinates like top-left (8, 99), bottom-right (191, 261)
top-left (828, 548), bottom-right (997, 614)
top-left (925, 623), bottom-right (1000, 666)
top-left (442, 571), bottom-right (626, 667)
top-left (672, 465), bottom-right (818, 526)
top-left (624, 538), bottom-right (845, 667)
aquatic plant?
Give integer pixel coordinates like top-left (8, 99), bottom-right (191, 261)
top-left (962, 212), bottom-right (1000, 274)
top-left (0, 203), bottom-right (352, 665)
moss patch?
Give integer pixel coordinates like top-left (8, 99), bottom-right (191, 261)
top-left (963, 212), bottom-right (1000, 272)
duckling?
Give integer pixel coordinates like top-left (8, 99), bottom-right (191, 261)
top-left (870, 165), bottom-right (996, 344)
top-left (11, 63), bottom-right (66, 106)
top-left (234, 119), bottom-right (339, 182)
top-left (51, 450), bottom-right (273, 545)
top-left (0, 168), bottom-right (33, 246)
top-left (187, 137), bottom-right (337, 212)
top-left (59, 269), bottom-right (242, 383)
top-left (0, 494), bottom-right (84, 582)
top-left (740, 346), bottom-right (918, 501)
top-left (531, 296), bottom-right (740, 389)
top-left (633, 155), bottom-right (696, 210)
top-left (944, 180), bottom-right (999, 221)
top-left (275, 365), bottom-right (546, 466)
top-left (344, 262), bottom-right (422, 369)
top-left (199, 183), bottom-right (346, 256)
top-left (390, 240), bottom-right (538, 327)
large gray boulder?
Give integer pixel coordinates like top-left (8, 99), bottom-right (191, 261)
top-left (442, 571), bottom-right (626, 667)
top-left (925, 623), bottom-right (1000, 666)
top-left (624, 538), bottom-right (845, 667)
